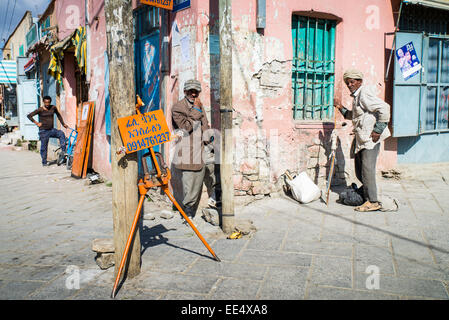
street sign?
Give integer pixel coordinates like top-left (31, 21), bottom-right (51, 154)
top-left (140, 0), bottom-right (174, 10)
top-left (173, 0), bottom-right (190, 12)
top-left (117, 109), bottom-right (171, 154)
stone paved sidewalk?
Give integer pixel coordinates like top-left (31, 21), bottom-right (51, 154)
top-left (0, 148), bottom-right (448, 300)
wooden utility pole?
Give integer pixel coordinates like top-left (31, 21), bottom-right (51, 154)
top-left (219, 0), bottom-right (235, 234)
top-left (104, 0), bottom-right (141, 279)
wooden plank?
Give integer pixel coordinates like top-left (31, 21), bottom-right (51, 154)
top-left (71, 102), bottom-right (94, 178)
top-left (82, 102), bottom-right (95, 178)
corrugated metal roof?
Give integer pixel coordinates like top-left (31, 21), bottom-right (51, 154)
top-left (403, 0), bottom-right (449, 10)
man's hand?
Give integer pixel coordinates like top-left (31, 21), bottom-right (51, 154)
top-left (191, 104), bottom-right (203, 121)
top-left (36, 122), bottom-right (42, 127)
top-left (334, 98), bottom-right (344, 113)
top-left (371, 131), bottom-right (381, 143)
top-left (193, 97), bottom-right (203, 108)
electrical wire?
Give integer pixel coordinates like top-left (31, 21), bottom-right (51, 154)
top-left (0, 0), bottom-right (11, 48)
top-left (5, 0), bottom-right (18, 47)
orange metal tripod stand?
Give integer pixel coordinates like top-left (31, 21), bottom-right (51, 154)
top-left (111, 98), bottom-right (220, 299)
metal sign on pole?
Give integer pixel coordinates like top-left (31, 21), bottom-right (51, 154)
top-left (140, 0), bottom-right (174, 10)
top-left (111, 96), bottom-right (220, 298)
top-left (173, 0), bottom-right (190, 12)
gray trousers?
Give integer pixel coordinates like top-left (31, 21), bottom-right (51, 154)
top-left (354, 143), bottom-right (380, 203)
top-left (182, 163), bottom-right (216, 216)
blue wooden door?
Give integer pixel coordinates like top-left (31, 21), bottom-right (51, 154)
top-left (393, 32), bottom-right (449, 137)
top-left (134, 6), bottom-right (161, 175)
top-left (392, 32), bottom-right (424, 137)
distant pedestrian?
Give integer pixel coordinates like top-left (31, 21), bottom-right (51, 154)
top-left (27, 96), bottom-right (68, 167)
top-left (334, 69), bottom-right (391, 212)
top-left (171, 79), bottom-right (218, 218)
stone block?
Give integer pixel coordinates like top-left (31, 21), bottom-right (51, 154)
top-left (251, 180), bottom-right (272, 195)
top-left (235, 177), bottom-right (252, 191)
top-left (92, 238), bottom-right (114, 253)
top-left (95, 252), bottom-right (115, 270)
top-left (160, 210), bottom-right (174, 219)
top-left (202, 208), bottom-right (220, 226)
top-left (246, 174), bottom-right (259, 181)
top-left (240, 159), bottom-right (259, 175)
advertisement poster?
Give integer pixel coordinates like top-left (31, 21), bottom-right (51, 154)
top-left (396, 41), bottom-right (422, 81)
top-left (140, 33), bottom-right (160, 113)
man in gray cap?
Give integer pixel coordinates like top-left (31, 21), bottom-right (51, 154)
top-left (334, 69), bottom-right (391, 212)
top-left (171, 79), bottom-right (218, 218)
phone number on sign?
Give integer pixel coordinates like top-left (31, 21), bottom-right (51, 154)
top-left (126, 131), bottom-right (170, 152)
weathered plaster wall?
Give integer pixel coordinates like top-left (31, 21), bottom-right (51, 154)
top-left (56, 0), bottom-right (110, 178)
top-left (61, 53), bottom-right (77, 129)
top-left (88, 1), bottom-right (110, 178)
top-left (229, 0), bottom-right (398, 200)
top-left (135, 1), bottom-right (397, 202)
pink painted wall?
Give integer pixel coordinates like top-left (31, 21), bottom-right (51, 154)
top-left (56, 0), bottom-right (86, 40)
top-left (228, 0), bottom-right (398, 193)
top-left (161, 0), bottom-right (398, 196)
top-left (87, 0), bottom-right (110, 178)
top-left (61, 53), bottom-right (77, 129)
top-left (53, 0), bottom-right (399, 191)
top-left (56, 0), bottom-right (111, 178)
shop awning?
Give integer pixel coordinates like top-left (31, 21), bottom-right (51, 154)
top-left (403, 0), bottom-right (449, 10)
top-left (0, 60), bottom-right (17, 84)
top-left (23, 56), bottom-right (36, 73)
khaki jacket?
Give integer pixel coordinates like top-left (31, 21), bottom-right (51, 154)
top-left (346, 85), bottom-right (391, 154)
top-left (171, 98), bottom-right (210, 171)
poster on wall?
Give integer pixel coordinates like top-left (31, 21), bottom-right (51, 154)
top-left (180, 34), bottom-right (191, 64)
top-left (140, 32), bottom-right (160, 113)
top-left (396, 41), bottom-right (422, 81)
top-left (173, 0), bottom-right (190, 12)
top-left (172, 21), bottom-right (181, 47)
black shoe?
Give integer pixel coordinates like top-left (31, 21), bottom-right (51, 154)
top-left (42, 163), bottom-right (49, 167)
top-left (57, 153), bottom-right (66, 166)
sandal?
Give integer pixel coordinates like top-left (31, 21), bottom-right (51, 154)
top-left (355, 201), bottom-right (381, 212)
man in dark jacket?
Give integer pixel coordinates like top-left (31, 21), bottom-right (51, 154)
top-left (171, 79), bottom-right (217, 218)
top-left (27, 96), bottom-right (68, 166)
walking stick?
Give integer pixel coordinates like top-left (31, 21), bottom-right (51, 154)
top-left (325, 106), bottom-right (338, 206)
top-left (111, 98), bottom-right (220, 298)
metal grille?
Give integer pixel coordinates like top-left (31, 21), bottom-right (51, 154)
top-left (399, 4), bottom-right (449, 36)
top-left (292, 16), bottom-right (336, 120)
top-left (424, 36), bottom-right (449, 131)
top-left (134, 5), bottom-right (160, 40)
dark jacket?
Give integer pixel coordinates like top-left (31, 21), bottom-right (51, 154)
top-left (171, 98), bottom-right (210, 171)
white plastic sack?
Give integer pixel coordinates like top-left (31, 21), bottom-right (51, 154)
top-left (286, 171), bottom-right (321, 204)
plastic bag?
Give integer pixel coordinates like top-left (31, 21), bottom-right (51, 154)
top-left (337, 183), bottom-right (364, 206)
top-left (285, 171), bottom-right (321, 204)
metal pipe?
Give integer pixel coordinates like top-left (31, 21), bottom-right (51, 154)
top-left (385, 0), bottom-right (404, 82)
top-left (111, 193), bottom-right (146, 299)
top-left (256, 0), bottom-right (266, 29)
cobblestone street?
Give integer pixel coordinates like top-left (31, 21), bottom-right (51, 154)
top-left (1, 148), bottom-right (448, 300)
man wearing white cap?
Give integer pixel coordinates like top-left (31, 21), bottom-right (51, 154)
top-left (171, 79), bottom-right (217, 218)
top-left (335, 69), bottom-right (391, 212)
